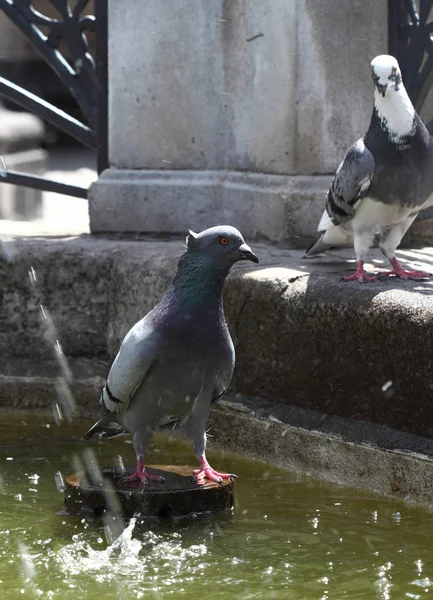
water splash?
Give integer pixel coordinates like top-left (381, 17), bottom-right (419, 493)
top-left (56, 518), bottom-right (208, 594)
top-left (18, 541), bottom-right (36, 585)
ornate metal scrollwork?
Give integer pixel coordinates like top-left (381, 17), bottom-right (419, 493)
top-left (0, 0), bottom-right (107, 197)
top-left (389, 0), bottom-right (433, 130)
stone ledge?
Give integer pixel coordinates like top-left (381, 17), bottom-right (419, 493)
top-left (209, 400), bottom-right (433, 506)
top-left (1, 235), bottom-right (433, 439)
top-left (0, 358), bottom-right (106, 418)
top-left (89, 169), bottom-right (331, 246)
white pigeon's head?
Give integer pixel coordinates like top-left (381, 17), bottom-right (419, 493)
top-left (371, 55), bottom-right (402, 97)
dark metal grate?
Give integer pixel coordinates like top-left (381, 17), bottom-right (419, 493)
top-left (0, 0), bottom-right (108, 199)
top-left (388, 0), bottom-right (433, 131)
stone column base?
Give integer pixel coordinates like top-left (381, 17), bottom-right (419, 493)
top-left (89, 168), bottom-right (331, 246)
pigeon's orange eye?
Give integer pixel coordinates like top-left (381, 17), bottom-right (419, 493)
top-left (219, 236), bottom-right (229, 246)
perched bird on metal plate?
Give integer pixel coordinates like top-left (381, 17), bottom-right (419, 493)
top-left (306, 54), bottom-right (433, 282)
top-left (83, 226), bottom-right (259, 485)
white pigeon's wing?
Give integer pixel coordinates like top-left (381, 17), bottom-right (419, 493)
top-left (325, 138), bottom-right (375, 227)
top-left (102, 318), bottom-right (162, 414)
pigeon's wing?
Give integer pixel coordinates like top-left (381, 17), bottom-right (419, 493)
top-left (102, 318), bottom-right (162, 414)
top-left (325, 138), bottom-right (375, 226)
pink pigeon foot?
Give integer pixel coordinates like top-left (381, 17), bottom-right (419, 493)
top-left (342, 260), bottom-right (376, 282)
top-left (123, 456), bottom-right (165, 485)
top-left (381, 257), bottom-right (430, 280)
top-left (194, 457), bottom-right (237, 485)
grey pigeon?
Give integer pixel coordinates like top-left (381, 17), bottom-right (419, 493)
top-left (84, 226), bottom-right (258, 484)
top-left (305, 54), bottom-right (433, 282)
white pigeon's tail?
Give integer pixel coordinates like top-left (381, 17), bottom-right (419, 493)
top-left (305, 233), bottom-right (331, 257)
top-left (304, 209), bottom-right (352, 257)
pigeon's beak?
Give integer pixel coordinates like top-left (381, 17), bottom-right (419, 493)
top-left (239, 243), bottom-right (259, 264)
top-left (375, 81), bottom-right (388, 97)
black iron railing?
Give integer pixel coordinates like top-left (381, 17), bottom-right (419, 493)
top-left (0, 0), bottom-right (107, 199)
top-left (388, 0), bottom-right (433, 131)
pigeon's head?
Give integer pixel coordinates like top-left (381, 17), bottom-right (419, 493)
top-left (371, 55), bottom-right (402, 97)
top-left (185, 225), bottom-right (259, 267)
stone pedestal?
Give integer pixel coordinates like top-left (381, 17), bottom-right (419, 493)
top-left (89, 0), bottom-right (386, 243)
top-left (65, 465), bottom-right (235, 520)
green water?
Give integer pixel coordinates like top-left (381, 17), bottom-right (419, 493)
top-left (1, 414), bottom-right (433, 599)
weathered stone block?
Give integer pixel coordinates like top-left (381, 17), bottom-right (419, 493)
top-left (0, 237), bottom-right (113, 360)
top-left (91, 0), bottom-right (386, 240)
top-left (89, 170), bottom-right (331, 245)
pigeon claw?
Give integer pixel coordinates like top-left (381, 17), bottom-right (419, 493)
top-left (381, 268), bottom-right (430, 280)
top-left (381, 257), bottom-right (430, 280)
top-left (123, 470), bottom-right (166, 485)
top-left (341, 260), bottom-right (376, 283)
top-left (193, 467), bottom-right (236, 485)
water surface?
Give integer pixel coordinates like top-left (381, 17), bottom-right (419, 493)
top-left (1, 413), bottom-right (433, 599)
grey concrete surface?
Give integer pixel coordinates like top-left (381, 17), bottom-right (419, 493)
top-left (0, 149), bottom-right (96, 235)
top-left (210, 399), bottom-right (433, 506)
top-left (0, 105), bottom-right (47, 221)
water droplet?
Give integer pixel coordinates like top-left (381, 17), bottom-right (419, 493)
top-left (52, 403), bottom-right (64, 425)
top-left (28, 266), bottom-right (37, 284)
top-left (54, 378), bottom-right (76, 421)
top-left (382, 380), bottom-right (393, 392)
top-left (54, 471), bottom-right (65, 493)
top-left (114, 455), bottom-right (126, 475)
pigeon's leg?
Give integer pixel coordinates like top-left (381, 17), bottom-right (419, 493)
top-left (190, 430), bottom-right (236, 485)
top-left (123, 432), bottom-right (165, 485)
top-left (380, 255), bottom-right (430, 279)
top-left (342, 259), bottom-right (376, 282)
top-left (343, 231), bottom-right (376, 282)
top-left (185, 392), bottom-right (236, 484)
top-left (194, 453), bottom-right (237, 485)
top-left (380, 217), bottom-right (430, 279)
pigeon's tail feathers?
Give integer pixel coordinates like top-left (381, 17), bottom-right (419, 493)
top-left (318, 208), bottom-right (334, 231)
top-left (304, 209), bottom-right (337, 256)
top-left (304, 233), bottom-right (331, 257)
top-left (305, 224), bottom-right (351, 257)
top-left (82, 414), bottom-right (127, 440)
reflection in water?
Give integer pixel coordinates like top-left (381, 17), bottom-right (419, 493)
top-left (1, 414), bottom-right (433, 598)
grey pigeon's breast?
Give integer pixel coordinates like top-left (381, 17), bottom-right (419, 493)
top-left (365, 131), bottom-right (433, 211)
top-left (120, 334), bottom-right (234, 434)
top-left (369, 157), bottom-right (433, 210)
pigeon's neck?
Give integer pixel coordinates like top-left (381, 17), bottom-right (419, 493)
top-left (170, 252), bottom-right (229, 314)
top-left (372, 84), bottom-right (416, 147)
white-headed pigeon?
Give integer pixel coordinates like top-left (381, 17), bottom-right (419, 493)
top-left (306, 54), bottom-right (433, 282)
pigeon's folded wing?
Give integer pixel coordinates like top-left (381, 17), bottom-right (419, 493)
top-left (325, 138), bottom-right (375, 227)
top-left (102, 319), bottom-right (161, 414)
